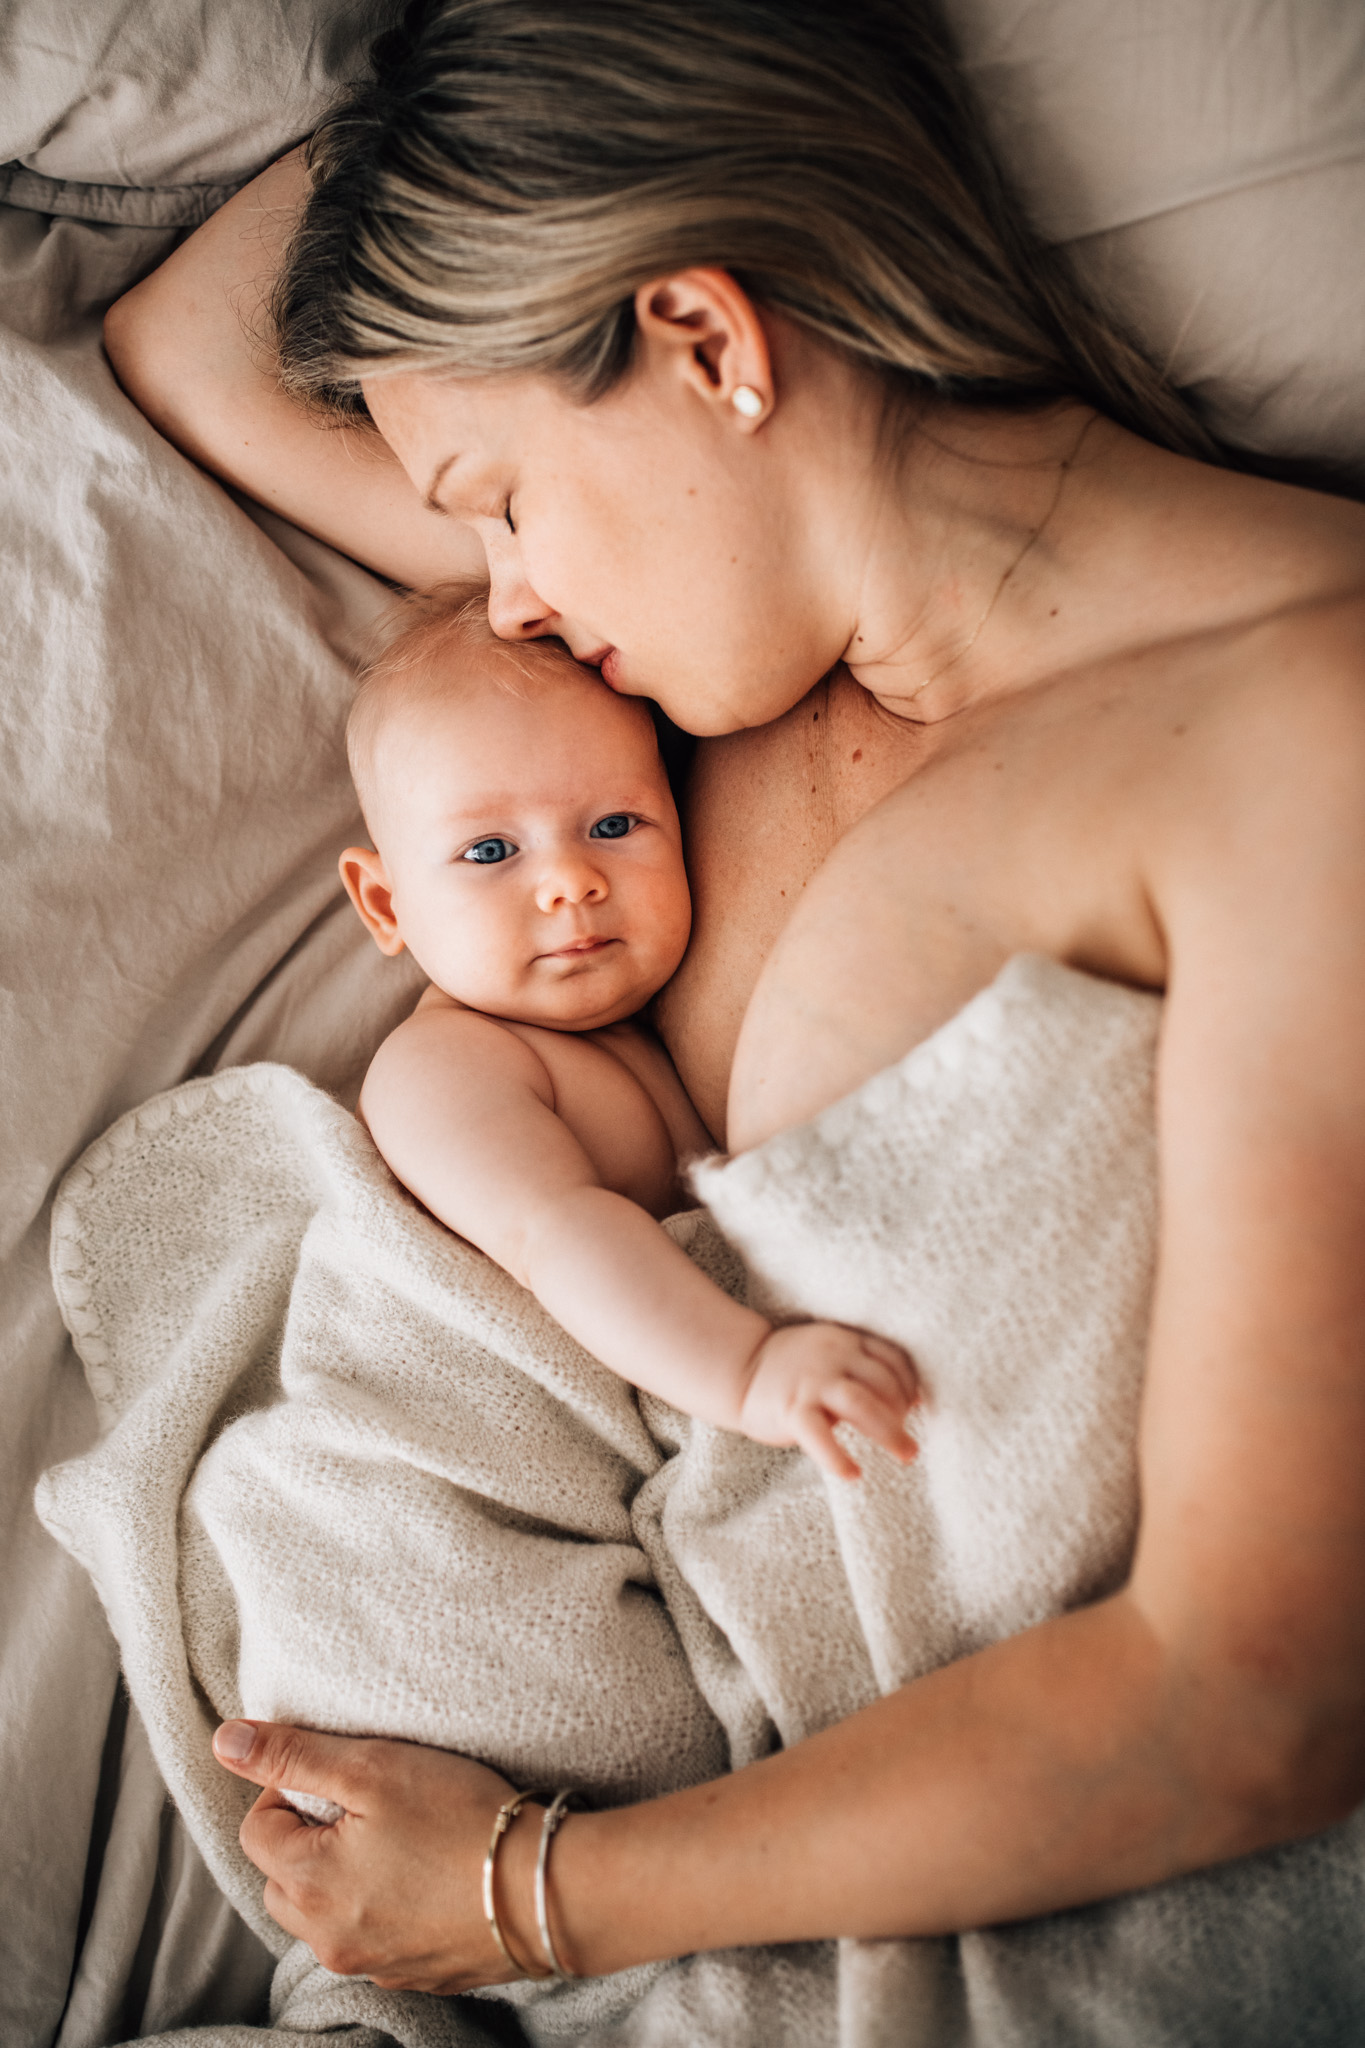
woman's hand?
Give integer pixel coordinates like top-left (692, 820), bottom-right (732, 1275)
top-left (212, 1719), bottom-right (542, 1991)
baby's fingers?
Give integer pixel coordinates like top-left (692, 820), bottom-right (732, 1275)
top-left (857, 1333), bottom-right (921, 1403)
top-left (821, 1377), bottom-right (919, 1465)
top-left (792, 1409), bottom-right (864, 1482)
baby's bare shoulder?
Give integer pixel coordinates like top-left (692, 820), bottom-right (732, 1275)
top-left (366, 993), bottom-right (556, 1112)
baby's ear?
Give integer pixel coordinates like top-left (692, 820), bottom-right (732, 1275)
top-left (339, 847), bottom-right (406, 957)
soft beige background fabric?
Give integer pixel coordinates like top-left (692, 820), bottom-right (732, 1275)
top-left (0, 207), bottom-right (420, 2048)
top-left (0, 0), bottom-right (390, 189)
top-left (1, 1), bottom-right (1363, 2043)
top-left (954, 0), bottom-right (1365, 475)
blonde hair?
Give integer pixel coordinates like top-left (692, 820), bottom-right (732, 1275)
top-left (275, 0), bottom-right (1221, 462)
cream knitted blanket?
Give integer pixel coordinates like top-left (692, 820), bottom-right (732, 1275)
top-left (36, 957), bottom-right (1365, 2047)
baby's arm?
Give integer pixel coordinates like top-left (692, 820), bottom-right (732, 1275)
top-left (362, 1006), bottom-right (917, 1477)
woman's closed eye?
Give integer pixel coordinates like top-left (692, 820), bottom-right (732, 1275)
top-left (461, 836), bottom-right (518, 865)
top-left (589, 813), bottom-right (636, 840)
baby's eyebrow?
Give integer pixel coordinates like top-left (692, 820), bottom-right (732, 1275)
top-left (440, 794), bottom-right (525, 818)
top-left (423, 453), bottom-right (458, 514)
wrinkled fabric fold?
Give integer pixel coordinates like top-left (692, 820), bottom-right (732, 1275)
top-left (40, 956), bottom-right (1365, 2045)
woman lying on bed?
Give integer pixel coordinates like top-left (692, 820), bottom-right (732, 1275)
top-left (104, 0), bottom-right (1365, 1998)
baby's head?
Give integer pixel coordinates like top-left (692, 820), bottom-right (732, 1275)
top-left (340, 596), bottom-right (691, 1031)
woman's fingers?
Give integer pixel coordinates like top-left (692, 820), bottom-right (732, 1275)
top-left (240, 1786), bottom-right (336, 1879)
top-left (213, 1724), bottom-right (524, 1990)
top-left (213, 1718), bottom-right (367, 1811)
top-left (214, 1720), bottom-right (532, 1990)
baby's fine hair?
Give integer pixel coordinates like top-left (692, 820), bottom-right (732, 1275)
top-left (346, 582), bottom-right (592, 818)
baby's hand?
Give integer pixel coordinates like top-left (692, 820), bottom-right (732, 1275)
top-left (738, 1323), bottom-right (920, 1480)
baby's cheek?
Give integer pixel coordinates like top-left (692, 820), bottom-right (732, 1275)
top-left (423, 907), bottom-right (518, 1008)
top-left (649, 884), bottom-right (693, 982)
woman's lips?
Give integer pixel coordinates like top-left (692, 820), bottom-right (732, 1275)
top-left (572, 642), bottom-right (621, 690)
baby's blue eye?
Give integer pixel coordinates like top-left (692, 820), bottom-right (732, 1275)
top-left (589, 814), bottom-right (633, 840)
top-left (462, 837), bottom-right (517, 865)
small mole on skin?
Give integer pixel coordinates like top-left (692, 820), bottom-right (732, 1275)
top-left (1050, 607), bottom-right (1059, 618)
top-left (852, 748), bottom-right (863, 763)
top-left (687, 487), bottom-right (697, 497)
top-left (1173, 724), bottom-right (1188, 737)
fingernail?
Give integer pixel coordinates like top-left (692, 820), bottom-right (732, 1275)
top-left (214, 1720), bottom-right (256, 1761)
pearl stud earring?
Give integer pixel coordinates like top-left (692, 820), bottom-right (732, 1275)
top-left (731, 384), bottom-right (764, 419)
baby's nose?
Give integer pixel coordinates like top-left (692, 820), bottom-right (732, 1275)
top-left (535, 856), bottom-right (607, 911)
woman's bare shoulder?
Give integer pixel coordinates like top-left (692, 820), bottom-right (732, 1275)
top-left (1158, 590), bottom-right (1365, 828)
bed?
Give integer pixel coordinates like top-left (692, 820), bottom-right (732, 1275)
top-left (2, 3), bottom-right (1363, 2043)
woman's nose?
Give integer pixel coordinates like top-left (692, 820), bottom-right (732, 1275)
top-left (535, 856), bottom-right (607, 912)
top-left (485, 536), bottom-right (559, 643)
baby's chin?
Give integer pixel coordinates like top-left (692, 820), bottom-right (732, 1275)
top-left (451, 973), bottom-right (671, 1034)
top-left (518, 984), bottom-right (662, 1032)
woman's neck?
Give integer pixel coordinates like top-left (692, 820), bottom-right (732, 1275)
top-left (818, 396), bottom-right (1365, 725)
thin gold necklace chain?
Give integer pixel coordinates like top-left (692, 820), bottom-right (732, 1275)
top-left (909, 411), bottom-right (1099, 700)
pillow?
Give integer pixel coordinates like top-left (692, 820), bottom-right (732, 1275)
top-left (0, 0), bottom-right (394, 194)
top-left (948, 0), bottom-right (1365, 481)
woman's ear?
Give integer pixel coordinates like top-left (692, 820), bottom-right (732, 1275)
top-left (339, 847), bottom-right (406, 956)
top-left (634, 267), bottom-right (774, 428)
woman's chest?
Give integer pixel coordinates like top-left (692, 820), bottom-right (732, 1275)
top-left (661, 664), bottom-right (1183, 1150)
top-left (655, 672), bottom-right (919, 1140)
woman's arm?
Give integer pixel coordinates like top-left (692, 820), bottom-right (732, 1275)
top-left (103, 151), bottom-right (484, 592)
top-left (214, 1564), bottom-right (1358, 1991)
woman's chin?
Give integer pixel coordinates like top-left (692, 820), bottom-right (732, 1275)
top-left (658, 671), bottom-right (828, 739)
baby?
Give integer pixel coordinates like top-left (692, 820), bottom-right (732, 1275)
top-left (340, 599), bottom-right (918, 1478)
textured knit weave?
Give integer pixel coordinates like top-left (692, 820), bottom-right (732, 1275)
top-left (36, 957), bottom-right (1365, 2047)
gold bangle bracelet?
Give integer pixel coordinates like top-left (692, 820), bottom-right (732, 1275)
top-left (535, 1788), bottom-right (586, 1981)
top-left (482, 1790), bottom-right (550, 1980)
